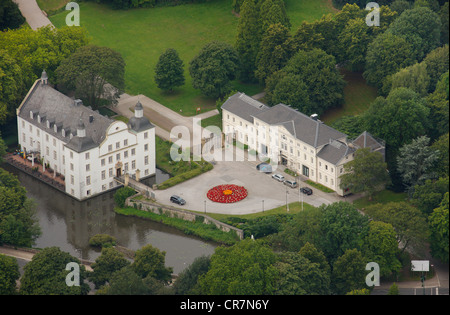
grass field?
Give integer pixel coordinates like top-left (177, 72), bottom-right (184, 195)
top-left (49, 0), bottom-right (335, 116)
top-left (320, 68), bottom-right (378, 125)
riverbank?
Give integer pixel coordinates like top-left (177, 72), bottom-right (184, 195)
top-left (114, 206), bottom-right (240, 246)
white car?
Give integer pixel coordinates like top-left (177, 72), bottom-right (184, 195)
top-left (272, 174), bottom-right (285, 182)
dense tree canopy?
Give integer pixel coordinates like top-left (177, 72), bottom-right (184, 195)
top-left (189, 41), bottom-right (240, 98)
top-left (0, 0), bottom-right (25, 31)
top-left (56, 45), bottom-right (126, 109)
top-left (154, 48), bottom-right (185, 91)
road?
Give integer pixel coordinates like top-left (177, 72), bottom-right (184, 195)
top-left (13, 0), bottom-right (53, 30)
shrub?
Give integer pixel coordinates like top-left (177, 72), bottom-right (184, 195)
top-left (89, 234), bottom-right (117, 248)
top-left (114, 186), bottom-right (136, 207)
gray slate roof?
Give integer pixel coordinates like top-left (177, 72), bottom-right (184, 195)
top-left (316, 140), bottom-right (356, 165)
top-left (221, 92), bottom-right (269, 123)
top-left (18, 80), bottom-right (115, 152)
top-left (252, 104), bottom-right (347, 148)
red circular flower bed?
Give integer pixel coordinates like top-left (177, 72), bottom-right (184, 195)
top-left (207, 184), bottom-right (248, 203)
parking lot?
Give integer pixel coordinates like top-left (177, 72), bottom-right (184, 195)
top-left (154, 148), bottom-right (344, 215)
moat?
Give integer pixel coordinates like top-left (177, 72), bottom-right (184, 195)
top-left (2, 164), bottom-right (217, 274)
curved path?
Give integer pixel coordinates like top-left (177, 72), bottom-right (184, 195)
top-left (13, 0), bottom-right (53, 30)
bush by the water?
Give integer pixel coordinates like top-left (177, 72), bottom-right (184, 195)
top-left (114, 186), bottom-right (137, 207)
top-left (89, 234), bottom-right (117, 248)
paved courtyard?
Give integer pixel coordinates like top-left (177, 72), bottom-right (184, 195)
top-left (153, 146), bottom-right (346, 215)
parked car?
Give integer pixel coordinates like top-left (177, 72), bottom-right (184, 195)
top-left (300, 187), bottom-right (313, 195)
top-left (256, 162), bottom-right (272, 173)
top-left (272, 174), bottom-right (285, 182)
top-left (284, 180), bottom-right (298, 188)
top-left (170, 195), bottom-right (186, 205)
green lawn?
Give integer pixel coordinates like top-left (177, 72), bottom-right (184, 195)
top-left (49, 0), bottom-right (334, 116)
top-left (352, 189), bottom-right (409, 210)
top-left (320, 68), bottom-right (378, 125)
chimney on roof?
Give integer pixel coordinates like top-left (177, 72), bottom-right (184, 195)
top-left (74, 99), bottom-right (83, 107)
top-left (89, 115), bottom-right (94, 123)
top-left (41, 70), bottom-right (48, 85)
top-left (77, 119), bottom-right (86, 138)
top-left (135, 100), bottom-right (143, 118)
top-left (310, 114), bottom-right (319, 121)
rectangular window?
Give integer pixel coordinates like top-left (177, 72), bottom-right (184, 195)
top-left (101, 158), bottom-right (105, 166)
top-left (124, 139), bottom-right (128, 146)
top-left (144, 144), bottom-right (148, 151)
top-left (144, 132), bottom-right (148, 139)
top-left (116, 142), bottom-right (120, 149)
top-left (145, 156), bottom-right (149, 165)
top-left (109, 168), bottom-right (113, 177)
top-left (71, 175), bottom-right (74, 185)
top-left (109, 156), bottom-right (113, 164)
top-left (85, 152), bottom-right (90, 160)
top-left (132, 160), bottom-right (136, 170)
top-left (108, 144), bottom-right (112, 152)
top-left (86, 176), bottom-right (91, 185)
top-left (86, 164), bottom-right (90, 172)
top-left (116, 153), bottom-right (120, 161)
top-left (124, 150), bottom-right (128, 158)
top-left (131, 148), bottom-right (136, 156)
top-left (101, 170), bottom-right (106, 180)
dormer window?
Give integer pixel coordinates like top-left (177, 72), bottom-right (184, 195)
top-left (62, 129), bottom-right (66, 137)
top-left (46, 121), bottom-right (50, 128)
top-left (37, 115), bottom-right (41, 123)
top-left (54, 125), bottom-right (58, 133)
top-left (30, 111), bottom-right (33, 119)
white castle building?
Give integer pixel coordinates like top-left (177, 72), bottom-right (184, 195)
top-left (221, 92), bottom-right (385, 196)
top-left (16, 71), bottom-right (156, 200)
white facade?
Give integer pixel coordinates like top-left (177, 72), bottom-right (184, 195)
top-left (17, 73), bottom-right (156, 200)
top-left (221, 93), bottom-right (384, 196)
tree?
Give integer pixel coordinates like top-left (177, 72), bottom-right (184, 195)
top-left (154, 48), bottom-right (185, 92)
top-left (20, 247), bottom-right (90, 295)
top-left (89, 247), bottom-right (131, 289)
top-left (429, 192), bottom-right (449, 262)
top-left (339, 148), bottom-right (390, 199)
top-left (132, 244), bottom-right (173, 283)
top-left (254, 23), bottom-right (292, 84)
top-left (268, 72), bottom-right (311, 114)
top-left (189, 41), bottom-right (239, 98)
top-left (56, 45), bottom-right (125, 109)
top-left (387, 6), bottom-right (441, 61)
top-left (364, 202), bottom-right (429, 256)
top-left (412, 177), bottom-right (449, 216)
top-left (0, 0), bottom-right (25, 31)
top-left (258, 0), bottom-right (290, 34)
top-left (397, 136), bottom-right (440, 195)
top-left (267, 48), bottom-right (345, 116)
top-left (430, 133), bottom-right (449, 177)
top-left (299, 242), bottom-right (330, 276)
top-left (96, 265), bottom-right (149, 295)
top-left (235, 0), bottom-right (261, 82)
top-left (274, 252), bottom-right (330, 295)
top-left (363, 221), bottom-right (402, 277)
top-left (423, 44), bottom-right (449, 93)
top-left (426, 71), bottom-right (449, 139)
top-left (331, 249), bottom-right (367, 295)
top-left (362, 87), bottom-right (430, 158)
top-left (385, 62), bottom-right (431, 97)
top-left (364, 32), bottom-right (415, 89)
top-left (173, 255), bottom-right (210, 295)
top-left (198, 239), bottom-right (277, 295)
top-left (331, 115), bottom-right (365, 140)
top-left (387, 283), bottom-right (400, 295)
top-left (319, 202), bottom-right (370, 262)
top-left (0, 134), bottom-right (7, 164)
top-left (0, 49), bottom-right (24, 123)
top-left (0, 254), bottom-right (20, 295)
top-left (337, 18), bottom-right (372, 71)
top-left (440, 2), bottom-right (449, 44)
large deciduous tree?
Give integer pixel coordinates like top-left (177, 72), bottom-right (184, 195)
top-left (56, 45), bottom-right (125, 109)
top-left (154, 48), bottom-right (185, 92)
top-left (20, 247), bottom-right (90, 295)
top-left (198, 239), bottom-right (277, 295)
top-left (189, 41), bottom-right (239, 98)
top-left (429, 192), bottom-right (449, 263)
top-left (339, 148), bottom-right (390, 199)
top-left (397, 136), bottom-right (440, 196)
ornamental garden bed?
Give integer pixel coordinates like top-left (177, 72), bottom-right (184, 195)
top-left (207, 184), bottom-right (248, 203)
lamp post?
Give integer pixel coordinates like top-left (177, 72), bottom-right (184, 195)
top-left (286, 187), bottom-right (289, 212)
top-left (262, 200), bottom-right (264, 213)
top-left (204, 200), bottom-right (206, 214)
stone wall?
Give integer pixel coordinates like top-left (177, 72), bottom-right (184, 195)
top-left (125, 195), bottom-right (244, 240)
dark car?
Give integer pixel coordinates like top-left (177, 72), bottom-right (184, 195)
top-left (256, 163), bottom-right (272, 173)
top-left (300, 187), bottom-right (313, 195)
top-left (170, 195), bottom-right (186, 205)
